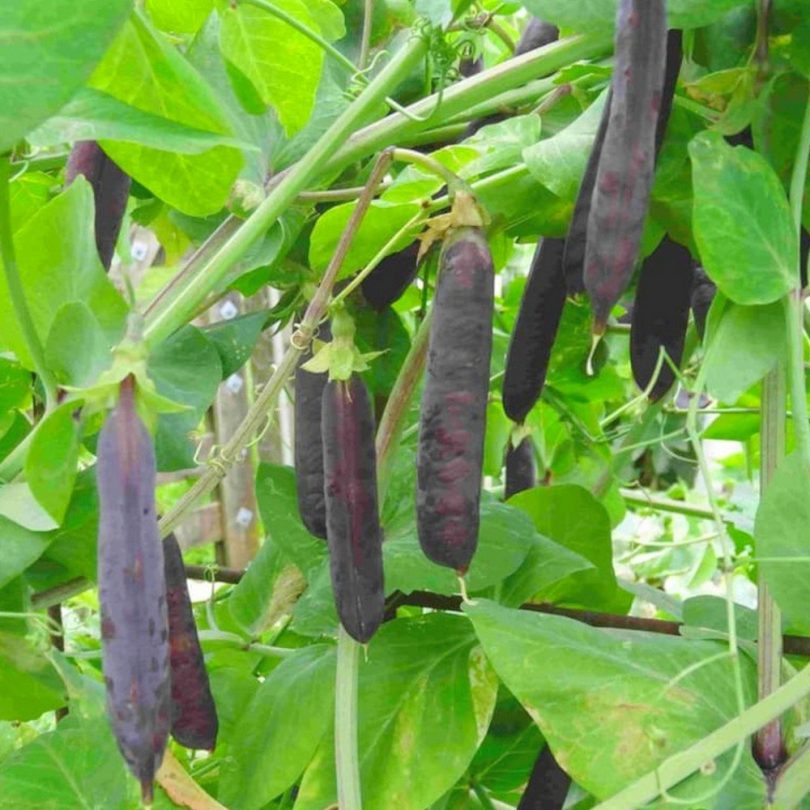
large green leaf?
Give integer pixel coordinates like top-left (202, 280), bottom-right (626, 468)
top-left (702, 302), bottom-right (785, 402)
top-left (295, 614), bottom-right (498, 810)
top-left (146, 0), bottom-right (214, 34)
top-left (0, 359), bottom-right (30, 413)
top-left (308, 200), bottom-right (422, 278)
top-left (0, 632), bottom-right (65, 721)
top-left (28, 88), bottom-right (252, 154)
top-left (90, 11), bottom-right (243, 216)
top-left (45, 302), bottom-right (112, 389)
top-left (24, 402), bottom-right (81, 525)
top-left (0, 714), bottom-right (134, 807)
top-left (689, 130), bottom-right (797, 305)
top-left (219, 645), bottom-right (336, 809)
top-left (507, 484), bottom-right (625, 611)
top-left (465, 600), bottom-right (765, 807)
top-left (254, 464), bottom-right (328, 578)
top-left (0, 180), bottom-right (128, 371)
top-left (219, 0), bottom-right (326, 136)
top-left (0, 516), bottom-right (50, 590)
top-left (384, 502), bottom-right (536, 597)
top-left (147, 325), bottom-right (222, 471)
top-left (520, 0), bottom-right (752, 31)
top-left (524, 89), bottom-right (609, 201)
top-left (0, 0), bottom-right (131, 152)
top-left (755, 452), bottom-right (810, 635)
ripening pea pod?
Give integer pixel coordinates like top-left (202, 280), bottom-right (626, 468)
top-left (294, 319), bottom-right (332, 539)
top-left (630, 236), bottom-right (695, 400)
top-left (360, 242), bottom-right (420, 311)
top-left (583, 0), bottom-right (668, 334)
top-left (502, 237), bottom-right (566, 424)
top-left (504, 435), bottom-right (536, 500)
top-left (322, 373), bottom-right (385, 643)
top-left (417, 216), bottom-right (494, 573)
top-left (690, 267), bottom-right (716, 341)
top-left (163, 533), bottom-right (218, 751)
top-left (96, 375), bottom-right (170, 804)
top-left (65, 141), bottom-right (130, 272)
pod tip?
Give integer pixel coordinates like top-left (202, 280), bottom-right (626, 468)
top-left (585, 331), bottom-right (603, 377)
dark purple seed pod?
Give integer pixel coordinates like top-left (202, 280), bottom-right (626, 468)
top-left (517, 746), bottom-right (571, 810)
top-left (417, 226), bottom-right (494, 573)
top-left (294, 320), bottom-right (332, 539)
top-left (322, 374), bottom-right (384, 643)
top-left (360, 242), bottom-right (420, 311)
top-left (163, 533), bottom-right (218, 751)
top-left (514, 18), bottom-right (560, 55)
top-left (655, 30), bottom-right (683, 154)
top-left (96, 375), bottom-right (170, 803)
top-left (690, 267), bottom-right (716, 341)
top-left (458, 56), bottom-right (483, 78)
top-left (562, 88), bottom-right (612, 297)
top-left (65, 141), bottom-right (130, 272)
top-left (583, 0), bottom-right (668, 333)
top-left (502, 237), bottom-right (566, 424)
top-left (630, 236), bottom-right (695, 401)
top-left (504, 437), bottom-right (536, 500)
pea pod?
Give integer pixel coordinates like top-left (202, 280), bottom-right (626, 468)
top-left (583, 0), bottom-right (668, 333)
top-left (417, 226), bottom-right (494, 572)
top-left (504, 437), bottom-right (536, 500)
top-left (502, 237), bottom-right (566, 424)
top-left (322, 374), bottom-right (384, 643)
top-left (517, 746), bottom-right (571, 810)
top-left (360, 242), bottom-right (420, 311)
top-left (630, 236), bottom-right (695, 400)
top-left (97, 376), bottom-right (170, 803)
top-left (294, 320), bottom-right (332, 539)
top-left (65, 141), bottom-right (130, 271)
top-left (163, 533), bottom-right (218, 751)
top-left (690, 267), bottom-right (716, 341)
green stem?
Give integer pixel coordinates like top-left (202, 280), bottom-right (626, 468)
top-left (593, 658), bottom-right (810, 809)
top-left (470, 779), bottom-right (498, 810)
top-left (375, 309), bottom-right (433, 503)
top-left (359, 0), bottom-right (374, 70)
top-left (754, 368), bottom-right (786, 770)
top-left (772, 741), bottom-right (810, 808)
top-left (391, 147), bottom-right (464, 193)
top-left (619, 488), bottom-right (716, 520)
top-left (143, 35), bottom-right (428, 348)
top-left (0, 157), bottom-right (57, 409)
top-left (335, 625), bottom-right (362, 810)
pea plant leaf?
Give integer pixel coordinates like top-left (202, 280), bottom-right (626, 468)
top-left (755, 452), bottom-right (810, 635)
top-left (89, 11), bottom-right (244, 216)
top-left (689, 130), bottom-right (797, 305)
top-left (0, 0), bottom-right (131, 152)
top-left (295, 614), bottom-right (498, 810)
top-left (219, 0), bottom-right (326, 136)
top-left (465, 599), bottom-right (765, 807)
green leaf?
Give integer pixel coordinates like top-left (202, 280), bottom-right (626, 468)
top-left (202, 311), bottom-right (268, 379)
top-left (0, 0), bottom-right (131, 152)
top-left (146, 0), bottom-right (214, 33)
top-left (464, 116), bottom-right (543, 180)
top-left (682, 595), bottom-right (758, 642)
top-left (0, 180), bottom-right (128, 371)
top-left (219, 0), bottom-right (325, 136)
top-left (0, 714), bottom-right (132, 805)
top-left (147, 326), bottom-right (222, 470)
top-left (524, 89), bottom-right (609, 201)
top-left (383, 502), bottom-right (535, 597)
top-left (0, 632), bottom-right (65, 721)
top-left (28, 88), bottom-right (254, 155)
top-left (0, 359), bottom-right (30, 413)
top-left (0, 516), bottom-right (50, 590)
top-left (45, 302), bottom-right (112, 389)
top-left (354, 307), bottom-right (411, 397)
top-left (219, 645), bottom-right (336, 809)
top-left (702, 302), bottom-right (784, 403)
top-left (507, 484), bottom-right (625, 611)
top-left (254, 464), bottom-right (328, 577)
top-left (520, 0), bottom-right (751, 31)
top-left (755, 452), bottom-right (810, 635)
top-left (24, 403), bottom-right (81, 525)
top-left (90, 11), bottom-right (243, 216)
top-left (689, 130), bottom-right (797, 305)
top-left (0, 484), bottom-right (59, 532)
top-left (296, 614), bottom-right (498, 810)
top-left (308, 200), bottom-right (422, 278)
top-left (465, 599), bottom-right (765, 806)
